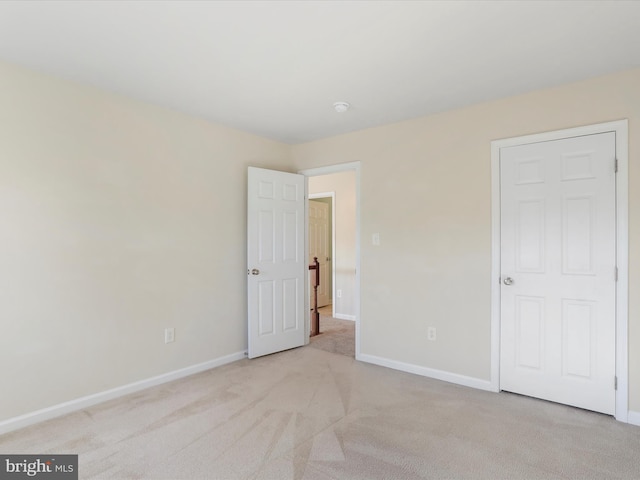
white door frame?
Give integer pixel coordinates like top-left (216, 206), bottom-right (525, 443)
top-left (309, 192), bottom-right (336, 316)
top-left (299, 162), bottom-right (361, 359)
top-left (490, 120), bottom-right (629, 422)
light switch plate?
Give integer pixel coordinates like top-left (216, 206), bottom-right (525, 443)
top-left (165, 328), bottom-right (175, 344)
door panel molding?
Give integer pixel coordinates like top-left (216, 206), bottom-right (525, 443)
top-left (491, 120), bottom-right (628, 422)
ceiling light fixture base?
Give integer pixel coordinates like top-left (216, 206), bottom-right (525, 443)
top-left (333, 101), bottom-right (350, 113)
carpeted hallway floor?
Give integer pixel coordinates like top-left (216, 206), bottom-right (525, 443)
top-left (307, 306), bottom-right (355, 358)
top-left (2, 337), bottom-right (640, 479)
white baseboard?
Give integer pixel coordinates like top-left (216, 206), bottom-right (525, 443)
top-left (0, 351), bottom-right (246, 436)
top-left (334, 314), bottom-right (356, 321)
top-left (628, 410), bottom-right (640, 427)
top-left (358, 353), bottom-right (495, 392)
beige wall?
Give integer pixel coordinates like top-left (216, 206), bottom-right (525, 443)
top-left (0, 61), bottom-right (291, 421)
top-left (292, 68), bottom-right (640, 411)
top-left (309, 172), bottom-right (357, 318)
top-left (2, 58), bottom-right (639, 426)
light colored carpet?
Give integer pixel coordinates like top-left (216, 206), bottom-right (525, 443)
top-left (1, 346), bottom-right (640, 479)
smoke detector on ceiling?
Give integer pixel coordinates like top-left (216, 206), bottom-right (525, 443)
top-left (333, 101), bottom-right (350, 113)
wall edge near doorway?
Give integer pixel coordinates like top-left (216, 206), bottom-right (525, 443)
top-left (628, 411), bottom-right (640, 427)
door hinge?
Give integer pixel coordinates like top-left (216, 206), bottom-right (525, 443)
top-left (615, 376), bottom-right (618, 390)
top-left (615, 158), bottom-right (618, 173)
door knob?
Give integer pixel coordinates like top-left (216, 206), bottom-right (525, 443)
top-left (503, 277), bottom-right (514, 286)
top-left (251, 269), bottom-right (260, 275)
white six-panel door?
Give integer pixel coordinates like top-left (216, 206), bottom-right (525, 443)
top-left (309, 199), bottom-right (331, 307)
top-left (247, 167), bottom-right (305, 359)
top-left (500, 132), bottom-right (616, 414)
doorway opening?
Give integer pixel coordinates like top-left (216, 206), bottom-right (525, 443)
top-left (301, 162), bottom-right (361, 359)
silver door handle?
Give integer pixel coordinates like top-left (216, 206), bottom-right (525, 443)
top-left (503, 277), bottom-right (514, 286)
top-left (248, 268), bottom-right (260, 275)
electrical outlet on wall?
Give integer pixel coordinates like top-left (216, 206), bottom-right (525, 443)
top-left (337, 289), bottom-right (342, 298)
top-left (165, 328), bottom-right (175, 344)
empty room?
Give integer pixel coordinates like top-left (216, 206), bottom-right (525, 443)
top-left (1, 1), bottom-right (640, 479)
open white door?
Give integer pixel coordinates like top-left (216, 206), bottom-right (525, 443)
top-left (247, 167), bottom-right (305, 359)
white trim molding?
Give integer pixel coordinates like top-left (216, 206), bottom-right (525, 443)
top-left (490, 120), bottom-right (629, 422)
top-left (335, 314), bottom-right (356, 321)
top-left (359, 354), bottom-right (494, 392)
top-left (0, 351), bottom-right (245, 436)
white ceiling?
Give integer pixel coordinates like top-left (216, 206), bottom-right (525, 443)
top-left (1, 1), bottom-right (639, 144)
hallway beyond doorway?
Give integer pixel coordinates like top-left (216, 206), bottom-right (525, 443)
top-left (308, 305), bottom-right (355, 357)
